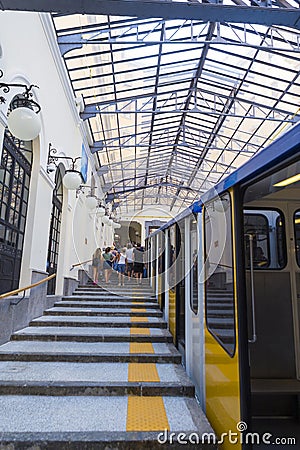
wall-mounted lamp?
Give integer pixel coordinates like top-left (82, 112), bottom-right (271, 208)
top-left (86, 194), bottom-right (98, 210)
top-left (0, 70), bottom-right (41, 141)
top-left (76, 184), bottom-right (99, 210)
top-left (102, 215), bottom-right (110, 225)
top-left (96, 206), bottom-right (106, 217)
top-left (47, 143), bottom-right (83, 190)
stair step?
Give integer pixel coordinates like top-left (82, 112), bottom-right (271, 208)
top-left (0, 341), bottom-right (181, 363)
top-left (74, 286), bottom-right (154, 291)
top-left (73, 289), bottom-right (155, 298)
top-left (0, 396), bottom-right (216, 448)
top-left (56, 301), bottom-right (159, 309)
top-left (0, 361), bottom-right (190, 384)
top-left (44, 307), bottom-right (162, 317)
top-left (30, 316), bottom-right (167, 329)
top-left (63, 295), bottom-right (157, 302)
top-left (12, 326), bottom-right (173, 343)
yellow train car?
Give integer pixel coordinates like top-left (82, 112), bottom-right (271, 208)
top-left (147, 121), bottom-right (300, 448)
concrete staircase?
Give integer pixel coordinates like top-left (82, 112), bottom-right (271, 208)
top-left (0, 282), bottom-right (216, 449)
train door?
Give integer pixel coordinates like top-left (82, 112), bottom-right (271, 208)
top-left (204, 191), bottom-right (246, 450)
top-left (157, 230), bottom-right (165, 312)
top-left (242, 161), bottom-right (300, 444)
top-left (168, 225), bottom-right (177, 343)
top-left (145, 238), bottom-right (151, 280)
top-left (177, 219), bottom-right (186, 361)
top-left (152, 234), bottom-right (157, 292)
top-left (288, 203), bottom-right (300, 381)
top-left (185, 213), bottom-right (204, 405)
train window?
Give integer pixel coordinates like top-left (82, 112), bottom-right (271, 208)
top-left (244, 214), bottom-right (269, 268)
top-left (204, 192), bottom-right (235, 357)
top-left (276, 215), bottom-right (286, 269)
top-left (152, 236), bottom-right (157, 278)
top-left (190, 215), bottom-right (198, 315)
top-left (168, 225), bottom-right (176, 291)
top-left (157, 231), bottom-right (165, 275)
top-left (244, 210), bottom-right (286, 269)
top-left (294, 210), bottom-right (300, 267)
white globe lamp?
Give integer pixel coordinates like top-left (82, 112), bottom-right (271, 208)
top-left (102, 215), bottom-right (110, 225)
top-left (86, 195), bottom-right (98, 210)
top-left (62, 171), bottom-right (82, 190)
top-left (96, 207), bottom-right (105, 217)
top-left (7, 107), bottom-right (41, 141)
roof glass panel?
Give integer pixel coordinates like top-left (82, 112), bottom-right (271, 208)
top-left (52, 12), bottom-right (300, 213)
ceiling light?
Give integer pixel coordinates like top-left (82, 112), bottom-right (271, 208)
top-left (274, 174), bottom-right (300, 187)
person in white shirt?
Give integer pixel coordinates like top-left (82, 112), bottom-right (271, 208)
top-left (117, 248), bottom-right (127, 286)
top-left (125, 243), bottom-right (134, 278)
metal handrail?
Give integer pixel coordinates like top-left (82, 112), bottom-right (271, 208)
top-left (70, 259), bottom-right (92, 271)
top-left (0, 273), bottom-right (56, 300)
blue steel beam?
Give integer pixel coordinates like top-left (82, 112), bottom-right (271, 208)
top-left (1, 1), bottom-right (300, 30)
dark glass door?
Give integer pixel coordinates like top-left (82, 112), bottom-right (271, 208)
top-left (0, 133), bottom-right (32, 294)
top-left (46, 169), bottom-right (63, 294)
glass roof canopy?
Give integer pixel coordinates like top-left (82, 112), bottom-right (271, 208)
top-left (52, 12), bottom-right (300, 214)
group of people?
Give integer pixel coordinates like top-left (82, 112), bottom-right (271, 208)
top-left (92, 242), bottom-right (145, 286)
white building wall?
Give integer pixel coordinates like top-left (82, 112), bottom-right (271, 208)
top-left (0, 11), bottom-right (109, 294)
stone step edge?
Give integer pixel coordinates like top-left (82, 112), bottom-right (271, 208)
top-left (12, 334), bottom-right (173, 343)
top-left (0, 353), bottom-right (181, 363)
top-left (63, 297), bottom-right (157, 303)
top-left (44, 311), bottom-right (163, 317)
top-left (72, 297), bottom-right (157, 301)
top-left (74, 287), bottom-right (154, 290)
top-left (56, 302), bottom-right (159, 309)
top-left (30, 321), bottom-right (167, 329)
top-left (72, 290), bottom-right (155, 294)
top-left (0, 431), bottom-right (217, 448)
top-left (0, 380), bottom-right (194, 397)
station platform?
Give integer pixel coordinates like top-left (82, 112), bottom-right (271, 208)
top-left (0, 281), bottom-right (216, 449)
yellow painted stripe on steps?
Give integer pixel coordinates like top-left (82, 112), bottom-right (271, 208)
top-left (126, 397), bottom-right (170, 431)
top-left (130, 342), bottom-right (154, 353)
top-left (131, 308), bottom-right (147, 313)
top-left (130, 327), bottom-right (150, 335)
top-left (128, 363), bottom-right (160, 382)
top-left (130, 317), bottom-right (148, 322)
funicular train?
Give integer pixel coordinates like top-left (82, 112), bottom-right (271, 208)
top-left (146, 122), bottom-right (300, 449)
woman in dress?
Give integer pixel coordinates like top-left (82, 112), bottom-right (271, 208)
top-left (91, 248), bottom-right (102, 284)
